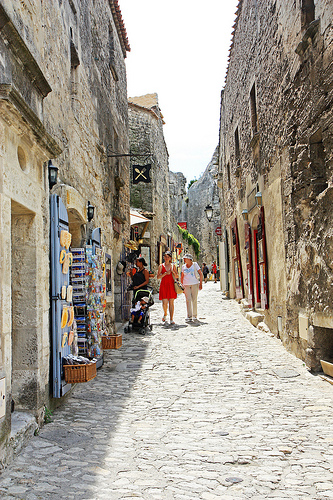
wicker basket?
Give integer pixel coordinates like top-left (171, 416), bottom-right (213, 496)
top-left (102, 334), bottom-right (122, 350)
top-left (63, 361), bottom-right (97, 383)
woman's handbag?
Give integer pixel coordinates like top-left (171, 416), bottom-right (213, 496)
top-left (194, 264), bottom-right (200, 281)
top-left (174, 280), bottom-right (184, 294)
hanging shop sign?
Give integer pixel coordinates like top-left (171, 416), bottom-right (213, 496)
top-left (113, 217), bottom-right (122, 234)
top-left (160, 235), bottom-right (167, 246)
top-left (132, 164), bottom-right (151, 184)
top-left (231, 218), bottom-right (244, 300)
top-left (178, 222), bottom-right (187, 230)
top-left (215, 226), bottom-right (222, 236)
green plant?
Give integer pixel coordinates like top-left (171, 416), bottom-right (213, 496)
top-left (177, 225), bottom-right (200, 258)
top-left (188, 179), bottom-right (197, 189)
top-left (44, 406), bottom-right (53, 424)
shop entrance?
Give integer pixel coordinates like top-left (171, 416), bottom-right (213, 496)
top-left (11, 201), bottom-right (37, 412)
top-left (253, 228), bottom-right (261, 307)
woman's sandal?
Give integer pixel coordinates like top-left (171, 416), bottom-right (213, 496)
top-left (162, 315), bottom-right (167, 322)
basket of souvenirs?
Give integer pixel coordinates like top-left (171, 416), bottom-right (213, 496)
top-left (63, 355), bottom-right (97, 383)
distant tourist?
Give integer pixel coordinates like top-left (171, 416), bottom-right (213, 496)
top-left (157, 250), bottom-right (178, 325)
top-left (202, 262), bottom-right (209, 283)
top-left (181, 253), bottom-right (203, 323)
top-left (212, 261), bottom-right (217, 283)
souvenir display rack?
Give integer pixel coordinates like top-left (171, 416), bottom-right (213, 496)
top-left (70, 246), bottom-right (107, 364)
top-left (71, 248), bottom-right (88, 356)
top-left (85, 245), bottom-right (108, 361)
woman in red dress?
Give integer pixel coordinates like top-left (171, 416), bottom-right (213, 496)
top-left (157, 250), bottom-right (178, 324)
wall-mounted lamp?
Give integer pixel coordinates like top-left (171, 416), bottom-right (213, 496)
top-left (241, 209), bottom-right (248, 221)
top-left (87, 201), bottom-right (95, 222)
top-left (205, 204), bottom-right (213, 222)
top-left (255, 191), bottom-right (262, 207)
top-left (48, 160), bottom-right (58, 190)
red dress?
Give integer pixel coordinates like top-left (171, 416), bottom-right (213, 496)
top-left (159, 264), bottom-right (177, 300)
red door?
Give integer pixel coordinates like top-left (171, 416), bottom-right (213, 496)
top-left (231, 218), bottom-right (244, 299)
top-left (253, 229), bottom-right (261, 306)
top-left (258, 207), bottom-right (269, 309)
top-left (245, 222), bottom-right (254, 307)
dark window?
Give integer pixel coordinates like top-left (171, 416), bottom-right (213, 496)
top-left (105, 254), bottom-right (112, 294)
top-left (226, 162), bottom-right (231, 189)
top-left (109, 24), bottom-right (118, 81)
top-left (301, 0), bottom-right (315, 29)
top-left (235, 127), bottom-right (240, 166)
top-left (70, 28), bottom-right (80, 69)
top-left (250, 83), bottom-right (258, 134)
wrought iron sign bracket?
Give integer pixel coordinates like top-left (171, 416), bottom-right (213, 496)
top-left (107, 146), bottom-right (152, 162)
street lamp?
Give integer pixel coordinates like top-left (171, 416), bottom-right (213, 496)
top-left (87, 201), bottom-right (95, 222)
top-left (255, 191), bottom-right (262, 207)
top-left (48, 160), bottom-right (58, 190)
top-left (241, 209), bottom-right (248, 221)
top-left (205, 204), bottom-right (213, 222)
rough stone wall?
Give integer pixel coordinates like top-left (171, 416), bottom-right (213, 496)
top-left (129, 97), bottom-right (171, 287)
top-left (186, 148), bottom-right (221, 266)
top-left (169, 171), bottom-right (187, 223)
top-left (219, 0), bottom-right (333, 369)
top-left (0, 0), bottom-right (130, 464)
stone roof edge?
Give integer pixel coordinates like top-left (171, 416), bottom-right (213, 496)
top-left (128, 101), bottom-right (163, 123)
top-left (223, 0), bottom-right (243, 87)
top-left (109, 0), bottom-right (131, 58)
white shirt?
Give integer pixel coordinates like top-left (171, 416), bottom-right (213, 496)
top-left (182, 262), bottom-right (200, 286)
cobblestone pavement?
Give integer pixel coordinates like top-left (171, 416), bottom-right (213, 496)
top-left (1, 282), bottom-right (333, 499)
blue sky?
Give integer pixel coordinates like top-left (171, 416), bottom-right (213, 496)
top-left (120, 1), bottom-right (239, 181)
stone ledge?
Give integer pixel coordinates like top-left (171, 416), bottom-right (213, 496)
top-left (245, 310), bottom-right (265, 327)
top-left (1, 412), bottom-right (38, 470)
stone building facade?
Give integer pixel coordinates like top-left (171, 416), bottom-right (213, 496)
top-left (0, 0), bottom-right (130, 466)
top-left (128, 94), bottom-right (178, 289)
top-left (169, 152), bottom-right (222, 269)
top-left (186, 148), bottom-right (221, 267)
top-left (218, 0), bottom-right (333, 370)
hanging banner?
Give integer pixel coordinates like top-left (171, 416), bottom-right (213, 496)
top-left (178, 222), bottom-right (187, 230)
top-left (132, 164), bottom-right (151, 184)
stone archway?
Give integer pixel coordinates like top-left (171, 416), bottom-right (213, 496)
top-left (53, 185), bottom-right (86, 246)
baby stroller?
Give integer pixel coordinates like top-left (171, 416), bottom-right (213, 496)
top-left (124, 285), bottom-right (154, 335)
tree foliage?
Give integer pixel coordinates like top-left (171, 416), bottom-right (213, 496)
top-left (177, 225), bottom-right (200, 257)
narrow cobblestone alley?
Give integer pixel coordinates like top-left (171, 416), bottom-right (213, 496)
top-left (1, 282), bottom-right (333, 500)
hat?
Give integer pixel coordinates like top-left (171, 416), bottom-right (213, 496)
top-left (183, 253), bottom-right (193, 260)
top-left (116, 261), bottom-right (126, 275)
top-left (164, 250), bottom-right (172, 257)
top-left (140, 296), bottom-right (149, 303)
